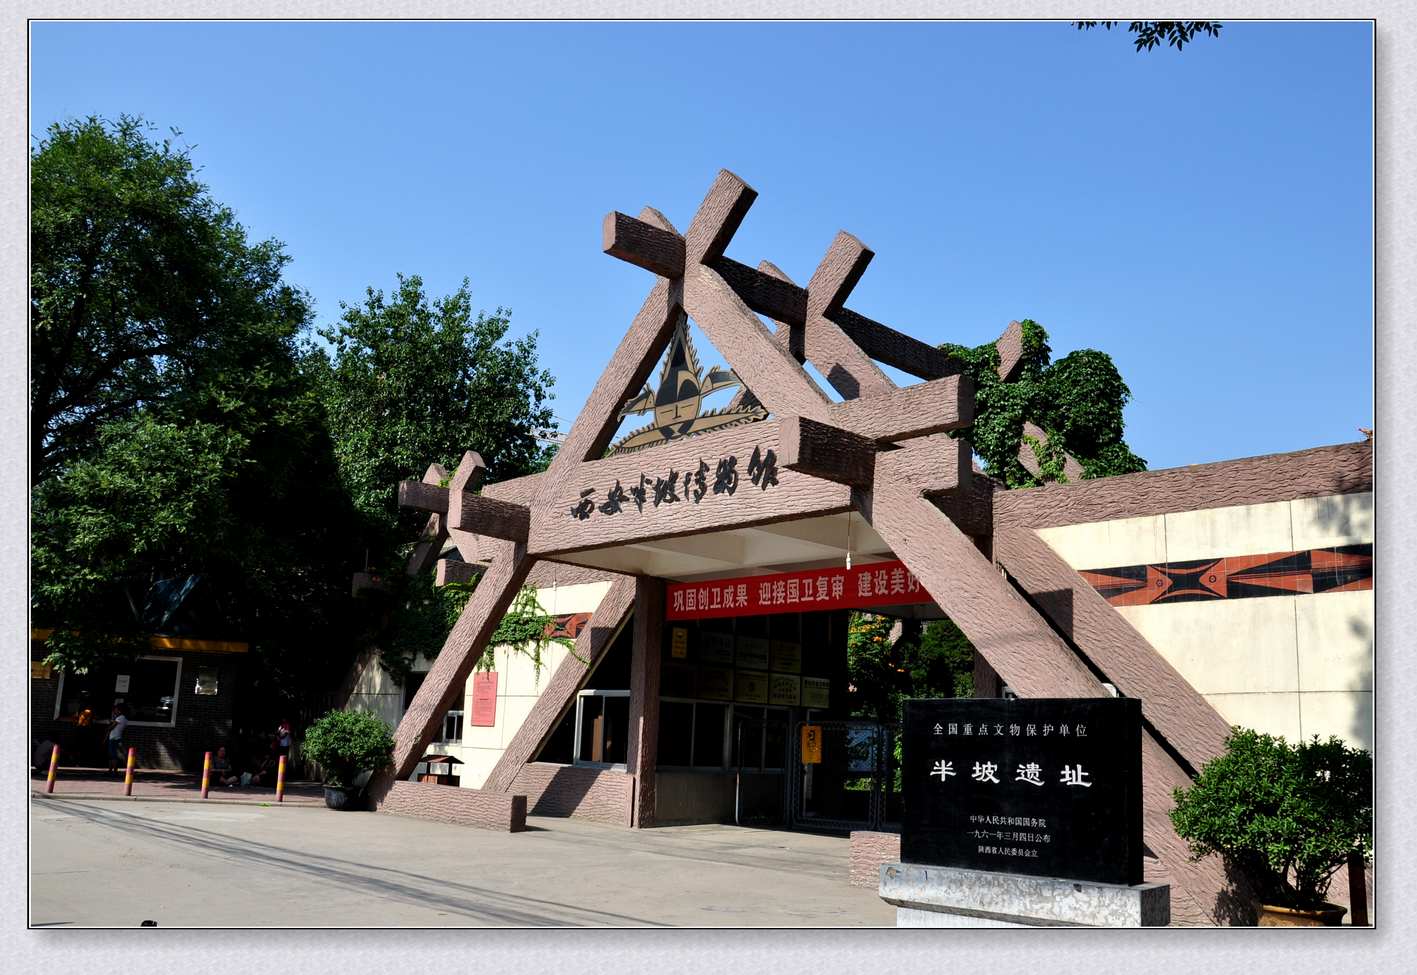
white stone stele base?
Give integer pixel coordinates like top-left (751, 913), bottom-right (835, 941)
top-left (880, 862), bottom-right (1170, 928)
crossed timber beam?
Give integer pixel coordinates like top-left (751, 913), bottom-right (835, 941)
top-left (380, 168), bottom-right (1277, 917)
top-left (405, 462), bottom-right (450, 576)
top-left (604, 198), bottom-right (962, 382)
top-left (404, 451), bottom-right (489, 578)
top-left (398, 476), bottom-right (530, 543)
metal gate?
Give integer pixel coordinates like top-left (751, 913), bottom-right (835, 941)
top-left (732, 712), bottom-right (789, 827)
top-left (789, 720), bottom-right (901, 832)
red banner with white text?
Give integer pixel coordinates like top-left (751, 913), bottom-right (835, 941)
top-left (665, 559), bottom-right (931, 620)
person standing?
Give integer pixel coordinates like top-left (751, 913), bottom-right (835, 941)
top-left (275, 718), bottom-right (292, 759)
top-left (105, 703), bottom-right (128, 774)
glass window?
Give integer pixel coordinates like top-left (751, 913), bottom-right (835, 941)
top-left (194, 666), bottom-right (219, 696)
top-left (657, 700), bottom-right (693, 767)
top-left (733, 706), bottom-right (764, 770)
top-left (575, 691), bottom-right (630, 766)
top-left (55, 670), bottom-right (103, 721)
top-left (123, 658), bottom-right (181, 724)
top-left (602, 696), bottom-right (628, 765)
top-left (692, 702), bottom-right (727, 768)
top-left (578, 694), bottom-right (605, 762)
top-left (442, 710), bottom-right (464, 743)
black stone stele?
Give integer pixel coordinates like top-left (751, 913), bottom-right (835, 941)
top-left (901, 698), bottom-right (1143, 886)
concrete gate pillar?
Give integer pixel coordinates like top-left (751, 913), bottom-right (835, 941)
top-left (627, 576), bottom-right (665, 827)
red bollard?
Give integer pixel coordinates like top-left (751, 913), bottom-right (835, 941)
top-left (200, 750), bottom-right (212, 799)
top-left (46, 744), bottom-right (60, 794)
top-left (123, 746), bottom-right (137, 796)
top-left (276, 755), bottom-right (287, 803)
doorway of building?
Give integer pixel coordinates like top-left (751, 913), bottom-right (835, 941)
top-left (789, 720), bottom-right (899, 832)
top-left (731, 705), bottom-right (790, 826)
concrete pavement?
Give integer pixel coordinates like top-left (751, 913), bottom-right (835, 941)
top-left (30, 796), bottom-right (896, 927)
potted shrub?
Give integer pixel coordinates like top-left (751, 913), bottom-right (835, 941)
top-left (1170, 728), bottom-right (1372, 926)
top-left (301, 709), bottom-right (395, 811)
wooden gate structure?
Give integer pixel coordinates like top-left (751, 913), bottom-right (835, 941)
top-left (375, 170), bottom-right (1372, 926)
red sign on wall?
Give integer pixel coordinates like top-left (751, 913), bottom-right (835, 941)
top-left (470, 671), bottom-right (498, 727)
top-left (665, 559), bottom-right (931, 621)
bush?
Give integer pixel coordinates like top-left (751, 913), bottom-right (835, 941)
top-left (301, 710), bottom-right (395, 789)
top-left (1169, 728), bottom-right (1372, 910)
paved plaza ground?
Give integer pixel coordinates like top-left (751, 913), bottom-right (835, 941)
top-left (30, 794), bottom-right (896, 927)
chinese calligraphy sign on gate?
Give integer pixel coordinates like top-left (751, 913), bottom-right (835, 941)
top-left (571, 444), bottom-right (779, 521)
top-left (902, 698), bottom-right (1143, 886)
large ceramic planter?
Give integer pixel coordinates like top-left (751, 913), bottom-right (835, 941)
top-left (1255, 902), bottom-right (1347, 927)
top-left (323, 785), bottom-right (365, 811)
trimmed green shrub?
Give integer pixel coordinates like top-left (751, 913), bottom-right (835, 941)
top-left (301, 709), bottom-right (395, 789)
top-left (1169, 728), bottom-right (1372, 909)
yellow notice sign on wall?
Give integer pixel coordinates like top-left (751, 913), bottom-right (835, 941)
top-left (670, 627), bottom-right (688, 659)
top-left (801, 724), bottom-right (823, 765)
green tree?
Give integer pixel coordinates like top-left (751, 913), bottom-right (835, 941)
top-left (31, 417), bottom-right (248, 669)
top-left (1074, 21), bottom-right (1222, 53)
top-left (846, 613), bottom-right (973, 725)
top-left (317, 275), bottom-right (556, 543)
top-left (1170, 729), bottom-right (1372, 910)
top-left (30, 115), bottom-right (310, 485)
top-left (30, 116), bottom-right (364, 715)
top-left (314, 275), bottom-right (561, 686)
top-left (941, 320), bottom-right (1147, 488)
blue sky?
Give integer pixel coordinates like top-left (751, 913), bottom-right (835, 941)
top-left (29, 20), bottom-right (1373, 471)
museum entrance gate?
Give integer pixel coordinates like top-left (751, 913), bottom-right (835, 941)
top-left (789, 720), bottom-right (902, 832)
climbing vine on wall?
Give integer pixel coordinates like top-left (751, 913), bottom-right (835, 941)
top-left (382, 574), bottom-right (577, 686)
top-left (939, 320), bottom-right (1147, 488)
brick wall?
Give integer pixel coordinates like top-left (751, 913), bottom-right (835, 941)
top-left (509, 762), bottom-right (634, 826)
top-left (849, 830), bottom-right (901, 888)
top-left (376, 779), bottom-right (527, 831)
top-left (31, 650), bottom-right (239, 772)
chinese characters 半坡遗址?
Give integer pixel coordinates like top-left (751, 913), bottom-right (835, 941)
top-left (931, 761), bottom-right (1093, 788)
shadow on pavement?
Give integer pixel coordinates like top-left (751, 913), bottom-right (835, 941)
top-left (33, 797), bottom-right (665, 927)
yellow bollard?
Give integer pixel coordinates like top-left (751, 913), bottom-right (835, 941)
top-left (45, 744), bottom-right (59, 794)
top-left (123, 746), bottom-right (137, 796)
top-left (276, 754), bottom-right (287, 803)
top-left (200, 750), bottom-right (211, 799)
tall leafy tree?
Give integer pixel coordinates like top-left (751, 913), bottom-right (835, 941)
top-left (315, 276), bottom-right (559, 682)
top-left (30, 117), bottom-right (364, 712)
top-left (30, 115), bottom-right (310, 485)
top-left (317, 274), bottom-right (556, 546)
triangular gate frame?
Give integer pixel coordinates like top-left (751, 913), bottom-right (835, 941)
top-left (377, 169), bottom-right (1351, 925)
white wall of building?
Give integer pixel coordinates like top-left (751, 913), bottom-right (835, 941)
top-left (455, 580), bottom-right (612, 788)
top-left (344, 580), bottom-right (614, 787)
top-left (1037, 492), bottom-right (1373, 751)
top-left (346, 651), bottom-right (424, 732)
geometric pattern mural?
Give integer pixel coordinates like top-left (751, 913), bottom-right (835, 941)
top-left (1079, 543), bottom-right (1372, 607)
top-left (545, 612), bottom-right (592, 640)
